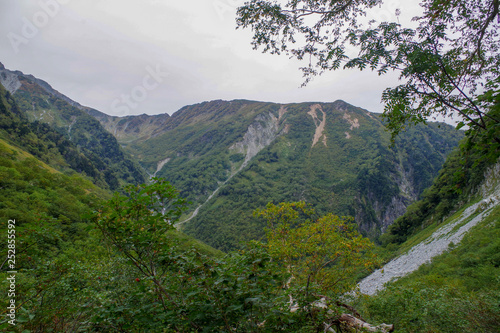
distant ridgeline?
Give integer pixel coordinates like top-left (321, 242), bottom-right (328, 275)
top-left (0, 63), bottom-right (145, 190)
top-left (89, 99), bottom-right (464, 251)
top-left (0, 62), bottom-right (464, 251)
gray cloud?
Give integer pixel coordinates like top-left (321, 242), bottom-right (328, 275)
top-left (1, 0), bottom-right (419, 116)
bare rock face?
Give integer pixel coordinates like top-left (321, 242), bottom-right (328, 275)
top-left (308, 104), bottom-right (328, 147)
top-left (358, 161), bottom-right (500, 295)
top-left (381, 166), bottom-right (419, 231)
top-left (356, 159), bottom-right (420, 235)
top-left (230, 112), bottom-right (281, 166)
top-left (0, 68), bottom-right (22, 94)
top-left (378, 196), bottom-right (412, 231)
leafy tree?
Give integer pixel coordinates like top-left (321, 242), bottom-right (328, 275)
top-left (93, 178), bottom-right (189, 313)
top-left (94, 181), bottom-right (389, 332)
top-left (256, 202), bottom-right (378, 303)
top-left (236, 0), bottom-right (500, 142)
top-left (93, 179), bottom-right (286, 331)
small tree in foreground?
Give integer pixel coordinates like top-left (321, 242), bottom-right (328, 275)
top-left (93, 177), bottom-right (189, 313)
top-left (256, 201), bottom-right (385, 331)
top-left (94, 180), bottom-right (391, 332)
top-left (257, 202), bottom-right (378, 296)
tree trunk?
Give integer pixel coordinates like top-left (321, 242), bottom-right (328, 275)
top-left (338, 314), bottom-right (394, 332)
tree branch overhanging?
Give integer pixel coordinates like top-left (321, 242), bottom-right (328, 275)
top-left (237, 0), bottom-right (500, 141)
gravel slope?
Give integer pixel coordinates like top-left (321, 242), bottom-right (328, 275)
top-left (358, 164), bottom-right (500, 295)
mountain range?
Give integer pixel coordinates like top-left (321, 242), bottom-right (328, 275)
top-left (0, 62), bottom-right (463, 251)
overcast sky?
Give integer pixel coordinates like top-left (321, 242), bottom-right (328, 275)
top-left (1, 0), bottom-right (420, 117)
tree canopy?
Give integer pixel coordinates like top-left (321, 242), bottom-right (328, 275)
top-left (90, 181), bottom-right (386, 331)
top-left (236, 0), bottom-right (500, 143)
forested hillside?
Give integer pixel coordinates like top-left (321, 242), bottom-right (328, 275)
top-left (92, 99), bottom-right (463, 251)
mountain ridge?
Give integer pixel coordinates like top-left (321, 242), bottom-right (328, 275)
top-left (89, 97), bottom-right (463, 250)
top-left (0, 63), bottom-right (146, 189)
top-left (0, 62), bottom-right (464, 250)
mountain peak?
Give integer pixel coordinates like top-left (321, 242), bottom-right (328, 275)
top-left (0, 64), bottom-right (86, 110)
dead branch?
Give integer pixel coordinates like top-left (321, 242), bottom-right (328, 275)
top-left (338, 313), bottom-right (394, 333)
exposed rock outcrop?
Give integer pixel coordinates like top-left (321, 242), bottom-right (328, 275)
top-left (181, 110), bottom-right (285, 225)
top-left (358, 161), bottom-right (500, 295)
top-left (0, 68), bottom-right (21, 94)
top-left (230, 111), bottom-right (282, 166)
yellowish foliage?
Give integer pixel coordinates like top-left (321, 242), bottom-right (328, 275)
top-left (256, 202), bottom-right (378, 297)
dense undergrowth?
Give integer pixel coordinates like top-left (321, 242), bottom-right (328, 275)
top-left (0, 135), bottom-right (376, 331)
top-left (0, 140), bottom-right (220, 332)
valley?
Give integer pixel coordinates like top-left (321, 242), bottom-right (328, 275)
top-left (0, 62), bottom-right (464, 249)
top-left (1, 61), bottom-right (498, 332)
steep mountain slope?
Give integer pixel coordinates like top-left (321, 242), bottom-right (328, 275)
top-left (0, 83), bottom-right (113, 189)
top-left (91, 99), bottom-right (463, 251)
top-left (354, 150), bottom-right (500, 332)
top-left (359, 162), bottom-right (500, 295)
top-left (0, 133), bottom-right (224, 332)
top-left (0, 63), bottom-right (145, 189)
